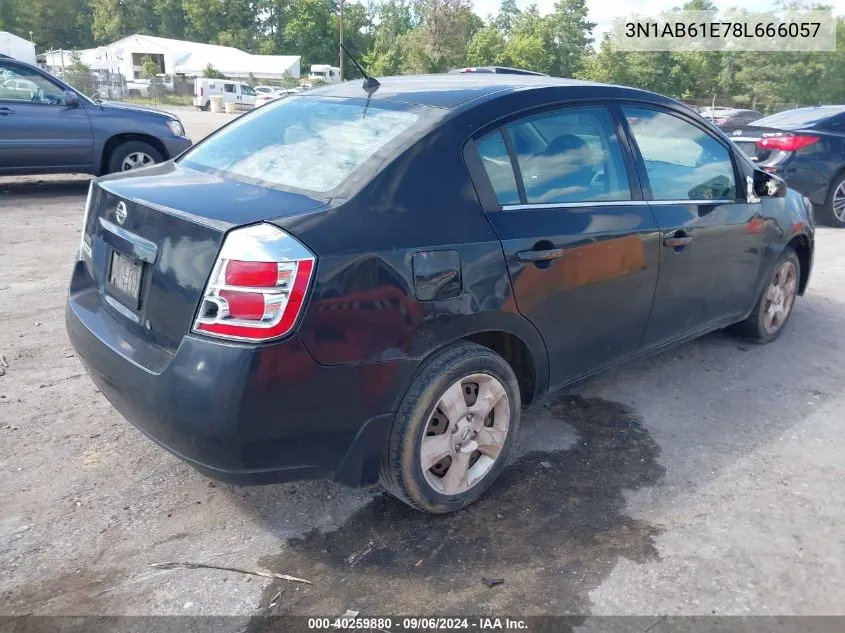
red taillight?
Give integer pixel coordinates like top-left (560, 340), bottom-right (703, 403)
top-left (225, 260), bottom-right (280, 287)
top-left (200, 87), bottom-right (204, 96)
top-left (757, 135), bottom-right (820, 152)
top-left (193, 224), bottom-right (315, 342)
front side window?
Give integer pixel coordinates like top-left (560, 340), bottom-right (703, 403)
top-left (181, 96), bottom-right (424, 193)
top-left (0, 63), bottom-right (67, 105)
top-left (624, 107), bottom-right (736, 201)
top-left (242, 85), bottom-right (256, 96)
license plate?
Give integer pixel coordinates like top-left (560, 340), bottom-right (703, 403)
top-left (736, 142), bottom-right (758, 158)
top-left (108, 251), bottom-right (143, 308)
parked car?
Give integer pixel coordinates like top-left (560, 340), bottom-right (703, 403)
top-left (254, 89), bottom-right (300, 108)
top-left (699, 107), bottom-right (764, 127)
top-left (254, 85), bottom-right (283, 96)
top-left (254, 93), bottom-right (280, 108)
top-left (724, 105), bottom-right (845, 227)
top-left (1, 77), bottom-right (37, 99)
top-left (125, 78), bottom-right (150, 98)
top-left (449, 66), bottom-right (548, 76)
top-left (67, 74), bottom-right (814, 514)
top-left (193, 77), bottom-right (257, 110)
top-left (0, 54), bottom-right (191, 176)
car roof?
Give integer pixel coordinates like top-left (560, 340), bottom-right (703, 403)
top-left (448, 66), bottom-right (547, 76)
top-left (304, 73), bottom-right (660, 110)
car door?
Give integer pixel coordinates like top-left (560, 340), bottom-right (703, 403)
top-left (240, 84), bottom-right (256, 109)
top-left (620, 105), bottom-right (765, 349)
top-left (222, 82), bottom-right (237, 106)
top-left (0, 60), bottom-right (93, 173)
top-left (472, 104), bottom-right (661, 388)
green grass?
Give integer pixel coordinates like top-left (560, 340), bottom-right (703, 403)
top-left (121, 95), bottom-right (193, 107)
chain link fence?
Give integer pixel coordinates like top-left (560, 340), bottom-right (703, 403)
top-left (50, 67), bottom-right (195, 106)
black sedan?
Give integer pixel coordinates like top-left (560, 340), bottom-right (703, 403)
top-left (725, 106), bottom-right (845, 227)
top-left (66, 74), bottom-right (814, 513)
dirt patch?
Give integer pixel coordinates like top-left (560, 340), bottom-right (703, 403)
top-left (251, 395), bottom-right (665, 619)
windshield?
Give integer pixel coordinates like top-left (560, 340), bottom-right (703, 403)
top-left (753, 107), bottom-right (845, 128)
top-left (180, 96), bottom-right (424, 193)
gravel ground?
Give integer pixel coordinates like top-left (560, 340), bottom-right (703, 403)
top-left (1, 111), bottom-right (844, 622)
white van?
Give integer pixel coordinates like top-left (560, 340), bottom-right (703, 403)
top-left (193, 78), bottom-right (257, 111)
top-left (308, 64), bottom-right (341, 84)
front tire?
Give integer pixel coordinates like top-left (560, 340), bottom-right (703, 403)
top-left (107, 140), bottom-right (163, 174)
top-left (732, 248), bottom-right (800, 344)
top-left (380, 342), bottom-right (521, 514)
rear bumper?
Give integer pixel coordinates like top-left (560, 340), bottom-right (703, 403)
top-left (66, 267), bottom-right (416, 486)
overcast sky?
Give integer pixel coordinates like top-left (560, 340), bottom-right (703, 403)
top-left (469, 0), bottom-right (845, 39)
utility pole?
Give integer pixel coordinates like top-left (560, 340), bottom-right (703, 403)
top-left (339, 0), bottom-right (345, 81)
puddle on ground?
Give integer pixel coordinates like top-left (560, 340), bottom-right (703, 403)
top-left (251, 395), bottom-right (665, 620)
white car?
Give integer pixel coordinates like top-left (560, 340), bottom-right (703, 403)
top-left (1, 78), bottom-right (38, 99)
top-left (254, 85), bottom-right (281, 96)
top-left (254, 89), bottom-right (301, 108)
top-left (254, 93), bottom-right (281, 108)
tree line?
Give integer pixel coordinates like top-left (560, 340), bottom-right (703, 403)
top-left (2, 0), bottom-right (844, 110)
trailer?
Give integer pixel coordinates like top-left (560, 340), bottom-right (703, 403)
top-left (0, 32), bottom-right (36, 65)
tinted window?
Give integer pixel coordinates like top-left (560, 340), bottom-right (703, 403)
top-left (476, 130), bottom-right (520, 205)
top-left (624, 107), bottom-right (736, 201)
top-left (181, 96), bottom-right (422, 193)
top-left (507, 107), bottom-right (630, 204)
top-left (0, 62), bottom-right (66, 104)
top-left (224, 83), bottom-right (235, 93)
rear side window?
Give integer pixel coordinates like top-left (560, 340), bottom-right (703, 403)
top-left (476, 130), bottom-right (520, 205)
top-left (180, 96), bottom-right (421, 193)
top-left (224, 83), bottom-right (235, 93)
top-left (477, 106), bottom-right (631, 205)
top-left (624, 107), bottom-right (736, 201)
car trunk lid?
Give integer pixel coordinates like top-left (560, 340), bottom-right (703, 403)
top-left (81, 162), bottom-right (328, 352)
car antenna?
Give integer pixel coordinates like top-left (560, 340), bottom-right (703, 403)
top-left (340, 41), bottom-right (380, 97)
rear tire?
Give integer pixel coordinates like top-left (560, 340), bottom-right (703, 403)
top-left (380, 342), bottom-right (521, 514)
top-left (106, 140), bottom-right (163, 174)
top-left (820, 172), bottom-right (845, 228)
top-left (731, 248), bottom-right (800, 344)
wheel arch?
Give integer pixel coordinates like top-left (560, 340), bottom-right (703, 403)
top-left (786, 233), bottom-right (812, 295)
top-left (98, 133), bottom-right (169, 175)
top-left (406, 314), bottom-right (550, 407)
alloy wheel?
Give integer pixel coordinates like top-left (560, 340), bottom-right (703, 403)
top-left (121, 152), bottom-right (155, 171)
top-left (763, 260), bottom-right (798, 335)
top-left (833, 182), bottom-right (845, 222)
top-left (419, 373), bottom-right (510, 496)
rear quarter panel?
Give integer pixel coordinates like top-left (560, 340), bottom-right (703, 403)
top-left (273, 111), bottom-right (550, 403)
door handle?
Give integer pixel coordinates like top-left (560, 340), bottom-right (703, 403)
top-left (517, 248), bottom-right (565, 263)
top-left (0, 106), bottom-right (14, 116)
top-left (662, 231), bottom-right (693, 249)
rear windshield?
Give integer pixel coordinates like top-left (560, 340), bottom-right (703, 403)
top-left (753, 107), bottom-right (845, 128)
top-left (180, 96), bottom-right (422, 193)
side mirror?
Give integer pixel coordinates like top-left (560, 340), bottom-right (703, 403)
top-left (63, 90), bottom-right (80, 107)
top-left (747, 170), bottom-right (786, 202)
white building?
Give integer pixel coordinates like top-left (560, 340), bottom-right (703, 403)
top-left (42, 34), bottom-right (300, 81)
top-left (0, 31), bottom-right (37, 65)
